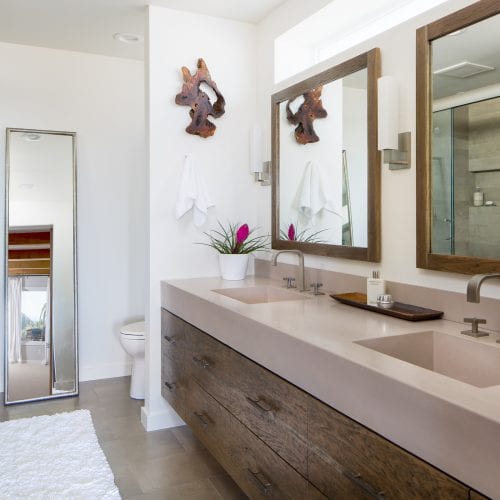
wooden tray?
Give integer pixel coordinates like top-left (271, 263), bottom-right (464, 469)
top-left (330, 292), bottom-right (443, 322)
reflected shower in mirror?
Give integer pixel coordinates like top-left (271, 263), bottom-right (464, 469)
top-left (5, 129), bottom-right (78, 404)
top-left (272, 48), bottom-right (381, 262)
top-left (416, 0), bottom-right (500, 273)
top-left (431, 12), bottom-right (500, 260)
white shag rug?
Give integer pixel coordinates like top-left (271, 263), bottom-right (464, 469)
top-left (0, 409), bottom-right (121, 499)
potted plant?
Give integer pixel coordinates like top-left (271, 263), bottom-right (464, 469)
top-left (202, 222), bottom-right (268, 280)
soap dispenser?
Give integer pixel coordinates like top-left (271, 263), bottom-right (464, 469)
top-left (473, 187), bottom-right (484, 207)
top-left (367, 270), bottom-right (386, 306)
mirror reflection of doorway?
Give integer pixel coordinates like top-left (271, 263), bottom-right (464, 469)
top-left (7, 228), bottom-right (52, 401)
top-left (5, 129), bottom-right (78, 405)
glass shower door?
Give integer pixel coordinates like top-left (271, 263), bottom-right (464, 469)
top-left (431, 109), bottom-right (454, 254)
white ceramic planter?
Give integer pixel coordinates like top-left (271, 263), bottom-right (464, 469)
top-left (218, 253), bottom-right (249, 281)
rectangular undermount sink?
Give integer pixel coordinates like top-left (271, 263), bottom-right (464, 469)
top-left (212, 286), bottom-right (309, 304)
top-left (356, 331), bottom-right (500, 388)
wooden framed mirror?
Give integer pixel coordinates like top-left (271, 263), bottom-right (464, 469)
top-left (416, 0), bottom-right (500, 273)
top-left (271, 48), bottom-right (381, 261)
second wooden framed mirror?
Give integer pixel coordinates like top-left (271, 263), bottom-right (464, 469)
top-left (417, 0), bottom-right (500, 274)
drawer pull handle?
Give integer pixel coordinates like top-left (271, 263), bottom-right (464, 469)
top-left (246, 396), bottom-right (273, 413)
top-left (246, 469), bottom-right (272, 495)
top-left (344, 470), bottom-right (385, 499)
top-left (194, 411), bottom-right (210, 428)
top-left (164, 381), bottom-right (175, 391)
top-left (192, 356), bottom-right (211, 369)
top-left (163, 334), bottom-right (175, 344)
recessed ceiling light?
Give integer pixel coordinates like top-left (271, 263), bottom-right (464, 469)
top-left (19, 183), bottom-right (35, 191)
top-left (23, 133), bottom-right (41, 142)
top-left (113, 32), bottom-right (143, 44)
top-left (448, 29), bottom-right (466, 36)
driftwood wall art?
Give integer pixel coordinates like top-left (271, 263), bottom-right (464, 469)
top-left (175, 58), bottom-right (226, 138)
top-left (286, 87), bottom-right (327, 144)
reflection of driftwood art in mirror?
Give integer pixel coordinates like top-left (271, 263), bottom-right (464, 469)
top-left (286, 87), bottom-right (327, 144)
top-left (175, 58), bottom-right (226, 138)
top-left (272, 48), bottom-right (381, 262)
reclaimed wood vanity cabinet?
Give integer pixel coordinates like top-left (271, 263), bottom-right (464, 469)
top-left (161, 309), bottom-right (479, 499)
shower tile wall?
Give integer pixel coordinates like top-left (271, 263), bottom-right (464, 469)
top-left (468, 98), bottom-right (500, 258)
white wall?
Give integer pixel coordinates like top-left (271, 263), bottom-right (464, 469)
top-left (256, 0), bottom-right (500, 300)
top-left (0, 42), bottom-right (146, 390)
top-left (145, 6), bottom-right (259, 430)
top-left (279, 80), bottom-right (344, 243)
top-left (278, 80), bottom-right (368, 246)
top-left (343, 86), bottom-right (368, 246)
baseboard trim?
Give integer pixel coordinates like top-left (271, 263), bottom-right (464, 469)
top-left (141, 405), bottom-right (184, 431)
top-left (79, 361), bottom-right (132, 382)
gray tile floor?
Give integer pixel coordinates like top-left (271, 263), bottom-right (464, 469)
top-left (0, 376), bottom-right (247, 499)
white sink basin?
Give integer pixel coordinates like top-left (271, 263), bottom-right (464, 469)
top-left (212, 286), bottom-right (309, 304)
top-left (356, 331), bottom-right (500, 388)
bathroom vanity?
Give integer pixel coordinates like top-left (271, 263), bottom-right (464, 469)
top-left (161, 277), bottom-right (499, 498)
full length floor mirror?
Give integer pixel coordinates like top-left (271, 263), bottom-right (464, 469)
top-left (4, 128), bottom-right (78, 404)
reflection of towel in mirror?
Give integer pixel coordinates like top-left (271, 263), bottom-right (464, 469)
top-left (175, 154), bottom-right (214, 227)
top-left (296, 161), bottom-right (343, 225)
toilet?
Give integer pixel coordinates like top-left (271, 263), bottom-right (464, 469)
top-left (119, 321), bottom-right (145, 399)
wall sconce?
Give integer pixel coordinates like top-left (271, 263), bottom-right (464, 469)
top-left (377, 76), bottom-right (411, 170)
top-left (249, 125), bottom-right (271, 186)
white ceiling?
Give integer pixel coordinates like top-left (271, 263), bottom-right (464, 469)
top-left (9, 131), bottom-right (74, 205)
top-left (433, 13), bottom-right (500, 100)
top-left (0, 0), bottom-right (287, 60)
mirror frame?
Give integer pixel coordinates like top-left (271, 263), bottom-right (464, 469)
top-left (271, 48), bottom-right (381, 261)
top-left (4, 127), bottom-right (79, 404)
top-left (416, 0), bottom-right (500, 274)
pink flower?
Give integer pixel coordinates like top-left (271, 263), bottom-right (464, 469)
top-left (288, 224), bottom-right (296, 241)
top-left (236, 224), bottom-right (250, 245)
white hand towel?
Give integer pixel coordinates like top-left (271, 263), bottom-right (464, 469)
top-left (175, 154), bottom-right (214, 227)
top-left (296, 160), bottom-right (342, 225)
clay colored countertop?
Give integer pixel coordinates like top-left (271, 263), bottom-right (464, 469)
top-left (162, 276), bottom-right (500, 497)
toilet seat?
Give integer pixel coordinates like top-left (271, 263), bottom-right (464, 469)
top-left (120, 321), bottom-right (145, 338)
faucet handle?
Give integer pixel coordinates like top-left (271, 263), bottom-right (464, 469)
top-left (310, 283), bottom-right (324, 295)
top-left (462, 317), bottom-right (488, 337)
top-left (283, 277), bottom-right (296, 289)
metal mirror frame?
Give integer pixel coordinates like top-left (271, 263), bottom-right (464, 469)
top-left (416, 0), bottom-right (500, 274)
top-left (271, 48), bottom-right (381, 261)
top-left (4, 127), bottom-right (78, 404)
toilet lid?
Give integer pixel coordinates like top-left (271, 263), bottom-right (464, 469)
top-left (120, 321), bottom-right (145, 337)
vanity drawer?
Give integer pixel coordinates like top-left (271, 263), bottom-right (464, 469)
top-left (223, 349), bottom-right (308, 478)
top-left (183, 321), bottom-right (308, 476)
top-left (161, 309), bottom-right (186, 359)
top-left (183, 378), bottom-right (230, 461)
top-left (183, 320), bottom-right (234, 399)
top-left (185, 379), bottom-right (323, 500)
top-left (308, 397), bottom-right (469, 499)
top-left (161, 353), bottom-right (186, 416)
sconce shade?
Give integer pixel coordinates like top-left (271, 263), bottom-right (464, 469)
top-left (377, 76), bottom-right (399, 150)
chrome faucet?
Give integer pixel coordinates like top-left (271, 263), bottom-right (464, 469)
top-left (466, 273), bottom-right (500, 303)
top-left (463, 273), bottom-right (500, 341)
top-left (271, 250), bottom-right (309, 292)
